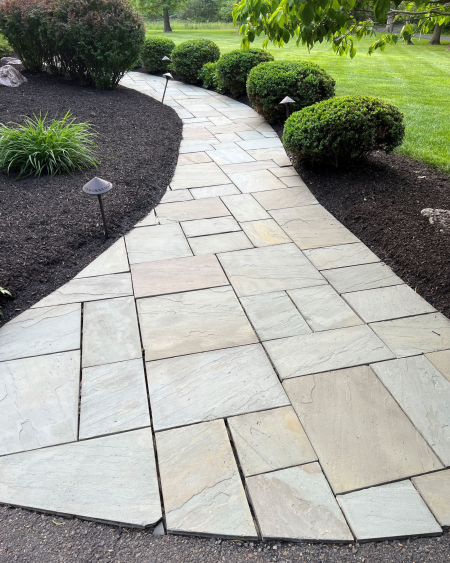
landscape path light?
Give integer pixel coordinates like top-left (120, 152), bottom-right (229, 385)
top-left (280, 96), bottom-right (295, 119)
top-left (82, 177), bottom-right (112, 238)
top-left (162, 72), bottom-right (173, 103)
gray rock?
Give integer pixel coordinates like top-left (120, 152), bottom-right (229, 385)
top-left (0, 65), bottom-right (27, 87)
top-left (0, 57), bottom-right (24, 71)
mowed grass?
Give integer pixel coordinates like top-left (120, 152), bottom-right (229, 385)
top-left (146, 29), bottom-right (450, 173)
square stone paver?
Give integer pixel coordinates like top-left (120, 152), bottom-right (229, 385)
top-left (284, 366), bottom-right (442, 494)
top-left (322, 263), bottom-right (403, 294)
top-left (370, 313), bottom-right (450, 357)
top-left (125, 223), bottom-right (192, 265)
top-left (206, 146), bottom-right (255, 165)
top-left (270, 205), bottom-right (359, 250)
top-left (0, 351), bottom-right (80, 456)
top-left (412, 470), bottom-right (450, 527)
top-left (221, 194), bottom-right (270, 222)
top-left (227, 170), bottom-right (286, 193)
top-left (160, 189), bottom-right (193, 204)
top-left (147, 344), bottom-right (289, 431)
top-left (131, 254), bottom-right (228, 298)
top-left (190, 184), bottom-right (240, 199)
top-left (79, 358), bottom-right (150, 440)
top-left (253, 186), bottom-right (317, 210)
top-left (240, 219), bottom-right (291, 247)
top-left (82, 296), bottom-right (141, 369)
top-left (189, 231), bottom-right (253, 255)
top-left (371, 356), bottom-right (450, 466)
top-left (137, 286), bottom-right (258, 361)
top-left (264, 325), bottom-right (394, 380)
top-left (170, 162), bottom-right (229, 190)
top-left (218, 244), bottom-right (326, 297)
top-left (240, 291), bottom-right (311, 341)
top-left (0, 428), bottom-right (162, 527)
top-left (0, 303), bottom-right (81, 362)
top-left (247, 464), bottom-right (352, 542)
top-left (288, 285), bottom-right (363, 332)
top-left (426, 350), bottom-right (450, 382)
top-left (337, 481), bottom-right (441, 541)
top-left (181, 216), bottom-right (241, 237)
top-left (303, 243), bottom-right (380, 271)
top-left (75, 238), bottom-right (129, 279)
top-left (228, 407), bottom-right (316, 477)
top-left (156, 420), bottom-right (257, 538)
top-left (156, 197), bottom-right (230, 223)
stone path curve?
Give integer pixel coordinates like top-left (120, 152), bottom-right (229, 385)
top-left (0, 72), bottom-right (450, 542)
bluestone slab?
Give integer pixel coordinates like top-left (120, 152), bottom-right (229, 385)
top-left (413, 470), bottom-right (450, 527)
top-left (426, 350), bottom-right (450, 382)
top-left (221, 194), bottom-right (270, 222)
top-left (253, 186), bottom-right (317, 210)
top-left (189, 231), bottom-right (253, 255)
top-left (75, 238), bottom-right (129, 279)
top-left (240, 219), bottom-right (291, 247)
top-left (322, 263), bottom-right (403, 294)
top-left (156, 198), bottom-right (230, 223)
top-left (125, 224), bottom-right (192, 265)
top-left (303, 243), bottom-right (380, 271)
top-left (170, 162), bottom-right (229, 189)
top-left (181, 216), bottom-right (241, 237)
top-left (227, 170), bottom-right (286, 193)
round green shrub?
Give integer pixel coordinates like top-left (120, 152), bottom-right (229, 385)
top-left (246, 61), bottom-right (336, 123)
top-left (171, 39), bottom-right (220, 84)
top-left (199, 62), bottom-right (227, 94)
top-left (141, 36), bottom-right (175, 74)
top-left (283, 96), bottom-right (405, 166)
top-left (216, 49), bottom-right (274, 97)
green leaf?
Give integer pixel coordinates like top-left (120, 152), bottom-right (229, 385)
top-left (301, 2), bottom-right (315, 26)
top-left (373, 0), bottom-right (390, 24)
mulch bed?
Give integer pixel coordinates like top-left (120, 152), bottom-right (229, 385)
top-left (0, 72), bottom-right (182, 325)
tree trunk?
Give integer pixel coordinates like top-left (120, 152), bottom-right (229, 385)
top-left (163, 7), bottom-right (172, 32)
top-left (385, 13), bottom-right (394, 33)
top-left (429, 24), bottom-right (442, 45)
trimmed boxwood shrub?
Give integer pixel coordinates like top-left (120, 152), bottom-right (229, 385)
top-left (199, 61), bottom-right (227, 94)
top-left (283, 96), bottom-right (405, 167)
top-left (171, 39), bottom-right (220, 84)
top-left (141, 36), bottom-right (175, 74)
top-left (216, 48), bottom-right (274, 97)
top-left (247, 61), bottom-right (335, 123)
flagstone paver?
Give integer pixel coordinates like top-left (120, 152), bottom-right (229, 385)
top-left (221, 160), bottom-right (280, 174)
top-left (190, 184), bottom-right (240, 199)
top-left (160, 189), bottom-right (193, 203)
top-left (322, 262), bottom-right (403, 294)
top-left (156, 197), bottom-right (230, 223)
top-left (247, 147), bottom-right (291, 166)
top-left (75, 238), bottom-right (129, 279)
top-left (412, 470), bottom-right (450, 527)
top-left (189, 231), bottom-right (253, 255)
top-left (221, 194), bottom-right (270, 222)
top-left (252, 186), bottom-right (317, 210)
top-left (181, 216), bottom-right (241, 237)
top-left (303, 243), bottom-right (380, 271)
top-left (240, 219), bottom-right (292, 247)
top-left (337, 481), bottom-right (441, 541)
top-left (207, 146), bottom-right (255, 165)
top-left (135, 209), bottom-right (158, 227)
top-left (125, 223), bottom-right (192, 265)
top-left (426, 350), bottom-right (450, 382)
top-left (171, 162), bottom-right (230, 189)
top-left (227, 170), bottom-right (287, 193)
top-left (156, 420), bottom-right (257, 538)
top-left (280, 176), bottom-right (308, 188)
top-left (177, 152), bottom-right (212, 165)
top-left (247, 463), bottom-right (352, 542)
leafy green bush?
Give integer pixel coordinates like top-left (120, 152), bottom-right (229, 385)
top-left (198, 61), bottom-right (227, 94)
top-left (247, 61), bottom-right (336, 123)
top-left (141, 36), bottom-right (175, 74)
top-left (171, 39), bottom-right (220, 84)
top-left (0, 111), bottom-right (99, 178)
top-left (216, 49), bottom-right (274, 97)
top-left (0, 32), bottom-right (11, 57)
top-left (283, 96), bottom-right (405, 166)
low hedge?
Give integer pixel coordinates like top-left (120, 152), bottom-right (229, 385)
top-left (216, 48), bottom-right (274, 97)
top-left (247, 61), bottom-right (335, 123)
top-left (141, 36), bottom-right (175, 74)
top-left (170, 39), bottom-right (220, 84)
top-left (283, 96), bottom-right (405, 166)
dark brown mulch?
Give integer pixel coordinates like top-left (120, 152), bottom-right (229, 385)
top-left (0, 72), bottom-right (182, 325)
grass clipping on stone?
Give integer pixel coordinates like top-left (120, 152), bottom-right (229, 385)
top-left (0, 111), bottom-right (99, 178)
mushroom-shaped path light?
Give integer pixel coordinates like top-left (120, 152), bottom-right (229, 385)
top-left (280, 96), bottom-right (295, 119)
top-left (82, 177), bottom-right (112, 238)
top-left (162, 72), bottom-right (173, 103)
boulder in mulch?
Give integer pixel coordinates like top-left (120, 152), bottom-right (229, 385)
top-left (0, 64), bottom-right (27, 87)
top-left (0, 57), bottom-right (24, 71)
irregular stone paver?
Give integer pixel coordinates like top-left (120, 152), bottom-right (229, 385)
top-left (264, 325), bottom-right (394, 379)
top-left (240, 219), bottom-right (291, 247)
top-left (247, 464), bottom-right (352, 542)
top-left (371, 356), bottom-right (450, 466)
top-left (189, 231), bottom-right (253, 255)
top-left (426, 350), bottom-right (450, 382)
top-left (75, 238), bottom-right (129, 279)
top-left (0, 428), bottom-right (161, 528)
top-left (0, 303), bottom-right (81, 362)
top-left (79, 358), bottom-right (150, 440)
top-left (303, 242), bottom-right (380, 271)
top-left (322, 263), bottom-right (403, 294)
top-left (370, 313), bottom-right (450, 357)
top-left (284, 366), bottom-right (442, 494)
top-left (240, 291), bottom-right (311, 341)
top-left (125, 223), bottom-right (192, 265)
top-left (288, 285), bottom-right (363, 332)
top-left (181, 216), bottom-right (241, 237)
top-left (343, 284), bottom-right (435, 322)
top-left (228, 407), bottom-right (316, 477)
top-left (0, 351), bottom-right (79, 456)
top-left (160, 189), bottom-right (193, 203)
top-left (170, 162), bottom-right (229, 189)
top-left (271, 205), bottom-right (359, 250)
top-left (221, 193), bottom-right (270, 222)
top-left (137, 287), bottom-right (258, 361)
top-left (228, 170), bottom-right (286, 193)
top-left (156, 420), bottom-right (257, 538)
top-left (337, 481), bottom-right (441, 541)
top-left (190, 184), bottom-right (240, 199)
top-left (32, 273), bottom-right (133, 308)
top-left (156, 197), bottom-right (230, 223)
top-left (252, 186), bottom-right (317, 210)
top-left (147, 344), bottom-right (289, 431)
top-left (82, 296), bottom-right (141, 368)
top-left (412, 470), bottom-right (450, 527)
top-left (218, 244), bottom-right (326, 297)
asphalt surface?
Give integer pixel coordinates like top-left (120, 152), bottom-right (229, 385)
top-left (0, 505), bottom-right (449, 563)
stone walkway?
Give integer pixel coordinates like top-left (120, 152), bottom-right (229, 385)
top-left (0, 72), bottom-right (449, 543)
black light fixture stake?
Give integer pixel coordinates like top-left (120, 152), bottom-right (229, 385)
top-left (82, 177), bottom-right (113, 238)
top-left (162, 72), bottom-right (173, 103)
top-left (280, 96), bottom-right (295, 119)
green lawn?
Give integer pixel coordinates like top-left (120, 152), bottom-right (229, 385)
top-left (146, 28), bottom-right (450, 173)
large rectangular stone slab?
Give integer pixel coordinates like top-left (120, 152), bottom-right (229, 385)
top-left (247, 464), bottom-right (352, 542)
top-left (270, 205), bottom-right (359, 250)
top-left (0, 303), bottom-right (81, 362)
top-left (221, 194), bottom-right (270, 222)
top-left (253, 186), bottom-right (317, 210)
top-left (82, 296), bottom-right (141, 368)
top-left (156, 420), bottom-right (257, 538)
top-left (160, 189), bottom-right (193, 203)
top-left (125, 223), bottom-right (192, 265)
top-left (190, 184), bottom-right (240, 199)
top-left (79, 358), bottom-right (150, 439)
top-left (413, 470), bottom-right (450, 527)
top-left (189, 231), bottom-right (253, 255)
top-left (156, 198), bottom-right (230, 223)
top-left (181, 216), bottom-right (241, 237)
top-left (170, 162), bottom-right (230, 190)
top-left (131, 254), bottom-right (228, 298)
top-left (284, 366), bottom-right (442, 494)
top-left (227, 170), bottom-right (286, 193)
top-left (304, 243), bottom-right (380, 271)
top-left (147, 344), bottom-right (289, 431)
top-left (322, 262), bottom-right (403, 294)
top-left (426, 350), bottom-right (450, 382)
top-left (337, 481), bottom-right (441, 541)
top-left (264, 325), bottom-right (394, 379)
top-left (0, 351), bottom-right (80, 456)
top-left (247, 147), bottom-right (290, 166)
top-left (228, 407), bottom-right (316, 477)
top-left (371, 356), bottom-right (450, 466)
top-left (218, 244), bottom-right (326, 297)
top-left (240, 219), bottom-right (291, 247)
top-left (0, 428), bottom-right (162, 527)
top-left (206, 146), bottom-right (255, 165)
top-left (137, 286), bottom-right (258, 361)
top-left (75, 238), bottom-right (129, 279)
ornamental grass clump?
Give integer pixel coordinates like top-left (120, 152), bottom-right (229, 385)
top-left (0, 111), bottom-right (99, 178)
